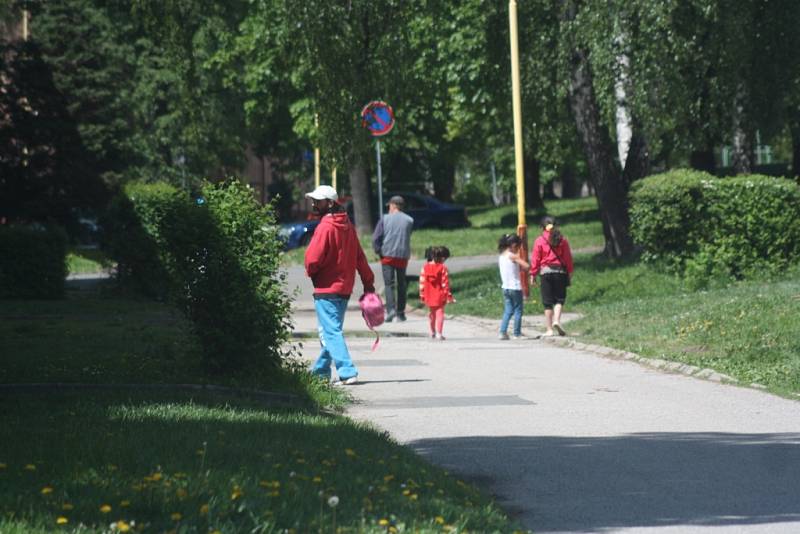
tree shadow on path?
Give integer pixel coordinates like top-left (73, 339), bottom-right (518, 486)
top-left (411, 432), bottom-right (800, 533)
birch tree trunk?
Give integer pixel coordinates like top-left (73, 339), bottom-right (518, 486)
top-left (731, 83), bottom-right (754, 174)
top-left (567, 46), bottom-right (635, 258)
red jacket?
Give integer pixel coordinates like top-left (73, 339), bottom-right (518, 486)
top-left (530, 231), bottom-right (574, 275)
top-left (305, 212), bottom-right (374, 296)
top-left (419, 262), bottom-right (454, 307)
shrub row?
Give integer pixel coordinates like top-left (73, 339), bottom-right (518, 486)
top-left (0, 225), bottom-right (68, 299)
top-left (104, 180), bottom-right (292, 375)
top-left (630, 169), bottom-right (800, 285)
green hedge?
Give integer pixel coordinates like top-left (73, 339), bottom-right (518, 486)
top-left (102, 181), bottom-right (183, 299)
top-left (0, 225), bottom-right (67, 299)
top-left (103, 180), bottom-right (292, 375)
top-left (630, 169), bottom-right (800, 285)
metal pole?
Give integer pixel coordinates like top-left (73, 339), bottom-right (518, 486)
top-left (332, 167), bottom-right (337, 191)
top-left (376, 140), bottom-right (384, 222)
top-left (509, 0), bottom-right (529, 296)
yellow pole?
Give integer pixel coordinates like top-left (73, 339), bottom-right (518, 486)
top-left (509, 0), bottom-right (529, 296)
top-left (22, 9), bottom-right (29, 40)
top-left (314, 114), bottom-right (320, 188)
top-left (332, 167), bottom-right (337, 191)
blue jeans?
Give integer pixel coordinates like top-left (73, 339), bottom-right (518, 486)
top-left (500, 289), bottom-right (523, 336)
top-left (311, 296), bottom-right (358, 380)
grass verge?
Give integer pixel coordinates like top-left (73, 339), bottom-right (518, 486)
top-left (429, 254), bottom-right (800, 398)
top-left (67, 247), bottom-right (110, 275)
top-left (0, 391), bottom-right (519, 533)
top-left (1, 286), bottom-right (525, 533)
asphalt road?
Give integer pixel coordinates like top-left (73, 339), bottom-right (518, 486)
top-left (289, 269), bottom-right (800, 533)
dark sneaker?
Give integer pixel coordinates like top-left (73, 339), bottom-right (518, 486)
top-left (385, 314), bottom-right (395, 323)
top-left (498, 333), bottom-right (510, 340)
top-left (396, 314), bottom-right (407, 322)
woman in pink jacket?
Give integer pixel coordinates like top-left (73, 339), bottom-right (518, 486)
top-left (530, 216), bottom-right (574, 336)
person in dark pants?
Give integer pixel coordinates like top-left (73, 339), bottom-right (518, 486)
top-left (372, 195), bottom-right (414, 322)
top-left (530, 216), bottom-right (574, 336)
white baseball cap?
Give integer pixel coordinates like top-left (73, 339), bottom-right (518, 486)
top-left (305, 185), bottom-right (338, 201)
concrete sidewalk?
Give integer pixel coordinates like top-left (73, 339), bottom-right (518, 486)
top-left (292, 305), bottom-right (800, 533)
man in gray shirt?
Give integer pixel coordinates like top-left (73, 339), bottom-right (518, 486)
top-left (372, 195), bottom-right (414, 321)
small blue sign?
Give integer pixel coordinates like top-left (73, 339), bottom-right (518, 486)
top-left (361, 101), bottom-right (395, 137)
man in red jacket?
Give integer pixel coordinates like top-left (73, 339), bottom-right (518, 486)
top-left (304, 185), bottom-right (375, 385)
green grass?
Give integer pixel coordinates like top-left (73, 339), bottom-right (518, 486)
top-left (0, 287), bottom-right (525, 533)
top-left (0, 392), bottom-right (520, 533)
top-left (66, 247), bottom-right (110, 275)
top-left (282, 197), bottom-right (604, 265)
top-left (432, 253), bottom-right (800, 397)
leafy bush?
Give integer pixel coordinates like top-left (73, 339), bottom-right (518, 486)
top-left (630, 169), bottom-right (800, 287)
top-left (163, 180), bottom-right (293, 374)
top-left (454, 178), bottom-right (493, 206)
top-left (0, 225), bottom-right (67, 299)
top-left (102, 181), bottom-right (183, 299)
top-left (103, 180), bottom-right (292, 375)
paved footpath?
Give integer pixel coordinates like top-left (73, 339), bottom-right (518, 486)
top-left (288, 266), bottom-right (800, 534)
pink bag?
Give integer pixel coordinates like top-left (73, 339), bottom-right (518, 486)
top-left (359, 292), bottom-right (385, 351)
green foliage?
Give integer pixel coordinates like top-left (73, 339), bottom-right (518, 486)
top-left (165, 179), bottom-right (293, 375)
top-left (453, 179), bottom-right (492, 207)
top-left (630, 170), bottom-right (800, 286)
top-left (0, 40), bottom-right (107, 227)
top-left (0, 225), bottom-right (67, 299)
top-left (102, 181), bottom-right (183, 299)
top-left (103, 180), bottom-right (292, 375)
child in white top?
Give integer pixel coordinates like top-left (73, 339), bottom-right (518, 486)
top-left (497, 234), bottom-right (530, 339)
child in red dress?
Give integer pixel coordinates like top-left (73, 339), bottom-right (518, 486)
top-left (419, 246), bottom-right (455, 340)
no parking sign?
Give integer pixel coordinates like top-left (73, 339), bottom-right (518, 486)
top-left (360, 101), bottom-right (395, 137)
top-left (360, 101), bottom-right (395, 219)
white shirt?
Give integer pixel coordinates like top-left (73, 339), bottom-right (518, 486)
top-left (498, 251), bottom-right (521, 290)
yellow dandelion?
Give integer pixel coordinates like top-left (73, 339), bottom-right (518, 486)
top-left (199, 504), bottom-right (209, 516)
top-left (312, 476), bottom-right (322, 483)
top-left (435, 516), bottom-right (445, 524)
top-left (345, 448), bottom-right (356, 457)
top-left (378, 518), bottom-right (389, 526)
top-left (116, 520), bottom-right (131, 532)
top-left (402, 489), bottom-right (411, 496)
top-left (389, 526), bottom-right (398, 534)
top-left (24, 464), bottom-right (36, 471)
top-left (100, 504), bottom-right (112, 513)
top-left (176, 488), bottom-right (188, 499)
top-left (383, 474), bottom-right (395, 482)
top-left (231, 486), bottom-right (244, 500)
top-left (409, 493), bottom-right (418, 500)
top-left (0, 463), bottom-right (6, 469)
top-left (210, 530), bottom-right (222, 534)
top-left (41, 486), bottom-right (54, 495)
top-left (61, 503), bottom-right (74, 511)
top-left (170, 512), bottom-right (182, 521)
top-left (269, 490), bottom-right (280, 497)
top-left (120, 500), bottom-right (130, 507)
top-left (56, 516), bottom-right (68, 525)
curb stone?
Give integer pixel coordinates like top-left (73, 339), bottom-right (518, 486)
top-left (540, 335), bottom-right (737, 385)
